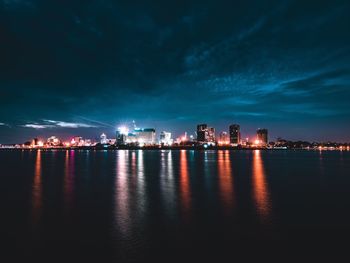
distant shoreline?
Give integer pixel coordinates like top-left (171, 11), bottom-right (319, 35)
top-left (0, 146), bottom-right (348, 151)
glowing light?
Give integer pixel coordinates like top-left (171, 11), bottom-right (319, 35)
top-left (118, 126), bottom-right (129, 135)
top-left (218, 140), bottom-right (229, 145)
top-left (217, 150), bottom-right (234, 214)
top-left (252, 150), bottom-right (270, 222)
top-left (37, 141), bottom-right (44, 147)
top-left (138, 138), bottom-right (144, 147)
top-left (32, 150), bottom-right (42, 225)
top-left (180, 150), bottom-right (191, 219)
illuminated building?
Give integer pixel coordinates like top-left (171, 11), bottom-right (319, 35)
top-left (208, 127), bottom-right (215, 143)
top-left (159, 131), bottom-right (173, 145)
top-left (116, 126), bottom-right (128, 145)
top-left (229, 124), bottom-right (241, 145)
top-left (125, 127), bottom-right (156, 146)
top-left (256, 129), bottom-right (268, 146)
top-left (100, 133), bottom-right (108, 144)
top-left (32, 138), bottom-right (39, 147)
top-left (197, 124), bottom-right (215, 144)
top-left (83, 139), bottom-right (92, 146)
top-left (219, 132), bottom-right (229, 145)
top-left (70, 136), bottom-right (84, 146)
top-left (134, 128), bottom-right (156, 145)
top-left (47, 136), bottom-right (61, 146)
top-left (197, 124), bottom-right (208, 142)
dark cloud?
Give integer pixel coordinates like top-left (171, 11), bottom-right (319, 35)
top-left (0, 0), bottom-right (350, 142)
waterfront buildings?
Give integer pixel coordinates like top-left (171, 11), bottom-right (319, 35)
top-left (47, 136), bottom-right (61, 146)
top-left (256, 129), bottom-right (268, 146)
top-left (229, 124), bottom-right (241, 145)
top-left (71, 136), bottom-right (84, 146)
top-left (118, 127), bottom-right (157, 146)
top-left (100, 133), bottom-right (108, 144)
top-left (133, 128), bottom-right (156, 145)
top-left (197, 124), bottom-right (208, 142)
top-left (197, 124), bottom-right (215, 144)
top-left (159, 131), bottom-right (173, 145)
top-left (218, 131), bottom-right (229, 145)
top-left (116, 126), bottom-right (128, 145)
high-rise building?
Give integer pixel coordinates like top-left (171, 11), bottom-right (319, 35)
top-left (159, 131), bottom-right (172, 145)
top-left (256, 128), bottom-right (268, 145)
top-left (197, 124), bottom-right (208, 142)
top-left (208, 127), bottom-right (215, 143)
top-left (196, 124), bottom-right (215, 144)
top-left (229, 124), bottom-right (241, 145)
top-left (116, 126), bottom-right (128, 145)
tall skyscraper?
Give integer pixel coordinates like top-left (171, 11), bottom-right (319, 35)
top-left (208, 127), bottom-right (215, 143)
top-left (197, 124), bottom-right (215, 144)
top-left (197, 124), bottom-right (208, 142)
top-left (229, 124), bottom-right (241, 145)
top-left (257, 128), bottom-right (268, 145)
top-left (116, 126), bottom-right (128, 145)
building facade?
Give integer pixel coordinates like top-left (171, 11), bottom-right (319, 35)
top-left (229, 124), bottom-right (241, 145)
top-left (256, 128), bottom-right (268, 145)
top-left (159, 131), bottom-right (172, 145)
top-left (197, 124), bottom-right (215, 144)
top-left (219, 131), bottom-right (229, 145)
top-left (197, 124), bottom-right (208, 142)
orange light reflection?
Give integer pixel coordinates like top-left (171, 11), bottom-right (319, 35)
top-left (32, 150), bottom-right (42, 225)
top-left (179, 150), bottom-right (191, 218)
top-left (252, 150), bottom-right (271, 222)
top-left (217, 150), bottom-right (234, 214)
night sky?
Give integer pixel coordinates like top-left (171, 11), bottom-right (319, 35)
top-left (1, 0), bottom-right (350, 143)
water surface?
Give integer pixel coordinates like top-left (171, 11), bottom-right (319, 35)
top-left (1, 149), bottom-right (350, 261)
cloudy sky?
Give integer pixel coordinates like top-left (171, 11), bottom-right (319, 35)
top-left (0, 0), bottom-right (349, 143)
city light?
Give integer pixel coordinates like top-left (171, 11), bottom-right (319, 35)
top-left (1, 122), bottom-right (348, 150)
top-left (118, 126), bottom-right (129, 135)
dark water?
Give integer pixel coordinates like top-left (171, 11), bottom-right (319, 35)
top-left (1, 149), bottom-right (350, 262)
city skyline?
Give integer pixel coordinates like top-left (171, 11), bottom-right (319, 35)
top-left (1, 0), bottom-right (350, 143)
top-left (1, 118), bottom-right (350, 144)
top-left (2, 120), bottom-right (350, 148)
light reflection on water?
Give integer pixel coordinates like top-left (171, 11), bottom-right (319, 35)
top-left (32, 150), bottom-right (42, 226)
top-left (64, 150), bottom-right (74, 215)
top-left (18, 149), bottom-right (350, 260)
top-left (115, 150), bottom-right (131, 237)
top-left (217, 150), bottom-right (235, 214)
top-left (160, 150), bottom-right (175, 218)
top-left (31, 150), bottom-right (276, 231)
top-left (136, 150), bottom-right (146, 215)
top-left (179, 150), bottom-right (191, 219)
top-left (252, 150), bottom-right (271, 222)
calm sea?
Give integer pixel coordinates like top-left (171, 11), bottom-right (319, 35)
top-left (1, 149), bottom-right (350, 262)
